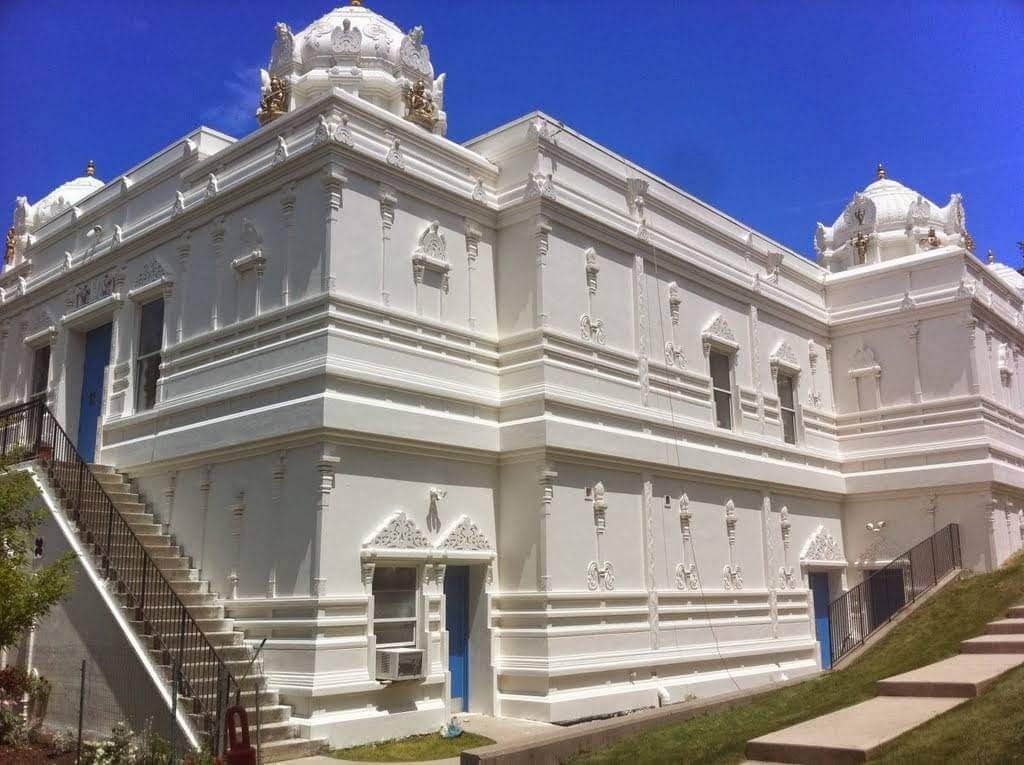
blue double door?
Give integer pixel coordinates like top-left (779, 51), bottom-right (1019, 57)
top-left (809, 572), bottom-right (832, 669)
top-left (444, 566), bottom-right (470, 711)
top-left (77, 323), bottom-right (112, 463)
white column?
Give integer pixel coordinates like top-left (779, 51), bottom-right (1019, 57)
top-left (537, 464), bottom-right (557, 592)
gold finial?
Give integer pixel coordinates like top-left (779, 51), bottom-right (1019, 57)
top-left (86, 160), bottom-right (96, 177)
top-left (876, 163), bottom-right (886, 180)
top-left (349, 0), bottom-right (363, 5)
top-left (987, 249), bottom-right (996, 264)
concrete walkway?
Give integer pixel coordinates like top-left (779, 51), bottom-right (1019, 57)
top-left (744, 602), bottom-right (1024, 764)
top-left (283, 714), bottom-right (558, 764)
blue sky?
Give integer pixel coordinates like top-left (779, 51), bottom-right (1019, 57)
top-left (2, 0), bottom-right (1021, 266)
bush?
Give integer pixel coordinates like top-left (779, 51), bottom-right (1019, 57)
top-left (51, 726), bottom-right (79, 754)
top-left (80, 722), bottom-right (138, 765)
top-left (0, 703), bottom-right (28, 748)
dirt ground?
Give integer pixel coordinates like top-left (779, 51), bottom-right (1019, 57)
top-left (0, 743), bottom-right (76, 764)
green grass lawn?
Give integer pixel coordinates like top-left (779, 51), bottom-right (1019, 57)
top-left (329, 731), bottom-right (495, 762)
top-left (573, 551), bottom-right (1024, 765)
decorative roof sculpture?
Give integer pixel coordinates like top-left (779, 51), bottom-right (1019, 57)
top-left (815, 165), bottom-right (972, 271)
top-left (259, 3), bottom-right (448, 135)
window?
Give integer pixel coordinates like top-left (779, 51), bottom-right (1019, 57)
top-left (135, 299), bottom-right (164, 411)
top-left (709, 350), bottom-right (732, 429)
top-left (778, 373), bottom-right (797, 444)
top-left (30, 346), bottom-right (50, 399)
top-left (372, 566), bottom-right (418, 647)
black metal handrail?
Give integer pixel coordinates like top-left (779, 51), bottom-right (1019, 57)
top-left (828, 522), bottom-right (961, 666)
top-left (0, 399), bottom-right (238, 747)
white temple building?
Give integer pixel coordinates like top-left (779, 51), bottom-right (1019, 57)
top-left (2, 1), bottom-right (1023, 750)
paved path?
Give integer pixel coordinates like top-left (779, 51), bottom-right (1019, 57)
top-left (283, 714), bottom-right (558, 764)
top-left (744, 602), bottom-right (1024, 764)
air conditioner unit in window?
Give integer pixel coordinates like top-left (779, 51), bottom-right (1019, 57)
top-left (376, 648), bottom-right (424, 681)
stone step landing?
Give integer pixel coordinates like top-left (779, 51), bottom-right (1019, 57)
top-left (875, 653), bottom-right (1024, 698)
top-left (744, 602), bottom-right (1024, 764)
top-left (746, 696), bottom-right (966, 765)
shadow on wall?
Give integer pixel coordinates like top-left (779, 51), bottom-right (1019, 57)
top-left (7, 510), bottom-right (183, 741)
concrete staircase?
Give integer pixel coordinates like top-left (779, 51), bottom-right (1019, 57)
top-left (52, 462), bottom-right (326, 763)
top-left (744, 603), bottom-right (1024, 764)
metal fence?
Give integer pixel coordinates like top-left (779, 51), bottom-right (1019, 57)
top-left (828, 523), bottom-right (961, 666)
top-left (0, 399), bottom-right (240, 753)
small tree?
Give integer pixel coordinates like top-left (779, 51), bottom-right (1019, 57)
top-left (0, 461), bottom-right (75, 652)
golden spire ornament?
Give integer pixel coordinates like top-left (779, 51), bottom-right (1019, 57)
top-left (86, 160), bottom-right (96, 177)
top-left (876, 163), bottom-right (886, 180)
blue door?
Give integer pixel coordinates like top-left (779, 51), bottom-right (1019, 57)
top-left (444, 566), bottom-right (470, 711)
top-left (77, 323), bottom-right (112, 463)
top-left (809, 572), bottom-right (832, 669)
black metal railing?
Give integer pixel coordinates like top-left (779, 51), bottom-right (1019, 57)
top-left (0, 399), bottom-right (238, 750)
top-left (828, 523), bottom-right (961, 666)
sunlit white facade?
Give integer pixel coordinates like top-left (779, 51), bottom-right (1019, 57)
top-left (2, 3), bottom-right (1022, 746)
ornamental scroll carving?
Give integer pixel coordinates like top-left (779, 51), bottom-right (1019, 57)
top-left (436, 515), bottom-right (493, 551)
top-left (362, 510), bottom-right (492, 553)
top-left (800, 525), bottom-right (845, 563)
top-left (702, 314), bottom-right (738, 356)
top-left (363, 510), bottom-right (430, 549)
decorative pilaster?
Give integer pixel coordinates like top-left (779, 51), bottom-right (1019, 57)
top-left (642, 476), bottom-right (657, 647)
top-left (210, 217), bottom-right (226, 330)
top-left (909, 321), bottom-right (923, 403)
top-left (825, 343), bottom-right (835, 410)
top-left (267, 451), bottom-right (287, 598)
top-left (965, 317), bottom-right (980, 395)
top-left (538, 464), bottom-right (557, 592)
top-left (311, 449), bottom-right (341, 597)
top-left (634, 256), bottom-right (650, 406)
top-left (379, 185), bottom-right (396, 305)
top-left (228, 492), bottom-right (246, 600)
top-left (762, 492), bottom-right (774, 590)
top-left (321, 162), bottom-right (346, 294)
top-left (174, 232), bottom-right (191, 344)
top-left (163, 471), bottom-right (178, 530)
top-left (0, 323), bottom-right (8, 401)
top-left (198, 465), bottom-right (213, 580)
top-left (280, 183), bottom-right (296, 306)
top-left (723, 499), bottom-right (743, 589)
top-left (750, 304), bottom-right (763, 426)
top-left (534, 216), bottom-right (551, 327)
top-left (465, 220), bottom-right (481, 330)
top-left (779, 506), bottom-right (796, 589)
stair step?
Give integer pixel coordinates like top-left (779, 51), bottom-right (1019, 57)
top-left (149, 617), bottom-right (234, 632)
top-left (987, 618), bottom-right (1024, 635)
top-left (260, 737), bottom-right (327, 763)
top-left (40, 462), bottom-right (319, 755)
top-left (746, 696), bottom-right (966, 764)
top-left (1007, 605), bottom-right (1024, 619)
top-left (877, 653), bottom-right (1024, 698)
top-left (960, 634), bottom-right (1024, 653)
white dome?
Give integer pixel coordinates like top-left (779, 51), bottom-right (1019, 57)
top-left (815, 167), bottom-right (968, 268)
top-left (15, 164), bottom-right (104, 233)
top-left (262, 3), bottom-right (446, 134)
top-left (292, 5), bottom-right (433, 81)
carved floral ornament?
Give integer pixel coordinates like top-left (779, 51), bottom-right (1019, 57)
top-left (361, 510), bottom-right (494, 558)
top-left (848, 344), bottom-right (881, 379)
top-left (769, 340), bottom-right (800, 379)
top-left (702, 314), bottom-right (739, 356)
top-left (800, 525), bottom-right (847, 566)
